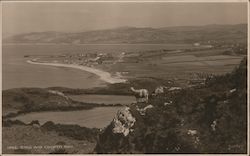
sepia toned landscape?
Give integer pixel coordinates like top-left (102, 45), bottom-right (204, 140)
top-left (2, 2), bottom-right (248, 154)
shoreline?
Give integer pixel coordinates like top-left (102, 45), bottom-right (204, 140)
top-left (27, 60), bottom-right (126, 84)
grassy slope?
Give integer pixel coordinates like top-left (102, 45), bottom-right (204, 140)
top-left (2, 123), bottom-right (97, 154)
top-left (2, 118), bottom-right (100, 154)
top-left (2, 88), bottom-right (123, 118)
top-left (48, 76), bottom-right (180, 96)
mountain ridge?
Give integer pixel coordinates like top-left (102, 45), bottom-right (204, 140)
top-left (4, 24), bottom-right (247, 44)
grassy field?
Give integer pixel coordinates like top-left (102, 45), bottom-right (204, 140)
top-left (69, 94), bottom-right (135, 105)
top-left (103, 46), bottom-right (245, 83)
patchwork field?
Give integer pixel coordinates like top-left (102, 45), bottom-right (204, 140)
top-left (105, 47), bottom-right (244, 83)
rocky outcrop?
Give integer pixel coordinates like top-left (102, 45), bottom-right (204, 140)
top-left (136, 104), bottom-right (154, 116)
top-left (112, 107), bottom-right (136, 136)
top-left (130, 87), bottom-right (149, 103)
top-left (94, 58), bottom-right (247, 154)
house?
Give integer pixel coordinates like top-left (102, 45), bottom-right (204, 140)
top-left (193, 43), bottom-right (200, 46)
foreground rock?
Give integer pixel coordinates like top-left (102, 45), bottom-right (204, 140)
top-left (112, 107), bottom-right (136, 136)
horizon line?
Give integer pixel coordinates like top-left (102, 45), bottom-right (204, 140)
top-left (3, 23), bottom-right (248, 38)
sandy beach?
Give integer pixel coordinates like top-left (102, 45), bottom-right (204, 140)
top-left (27, 60), bottom-right (126, 84)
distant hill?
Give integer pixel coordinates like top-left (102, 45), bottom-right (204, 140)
top-left (4, 24), bottom-right (247, 44)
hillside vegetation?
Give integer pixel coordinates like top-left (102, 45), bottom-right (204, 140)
top-left (95, 57), bottom-right (247, 154)
top-left (2, 88), bottom-right (121, 118)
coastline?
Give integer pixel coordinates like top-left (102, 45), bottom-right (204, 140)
top-left (26, 60), bottom-right (126, 84)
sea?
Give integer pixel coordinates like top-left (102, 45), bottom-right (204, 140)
top-left (4, 43), bottom-right (191, 128)
top-left (3, 43), bottom-right (191, 90)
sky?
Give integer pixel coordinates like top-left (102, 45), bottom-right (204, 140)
top-left (2, 2), bottom-right (248, 37)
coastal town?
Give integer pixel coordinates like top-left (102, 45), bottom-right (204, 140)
top-left (24, 39), bottom-right (245, 89)
top-left (25, 51), bottom-right (125, 67)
